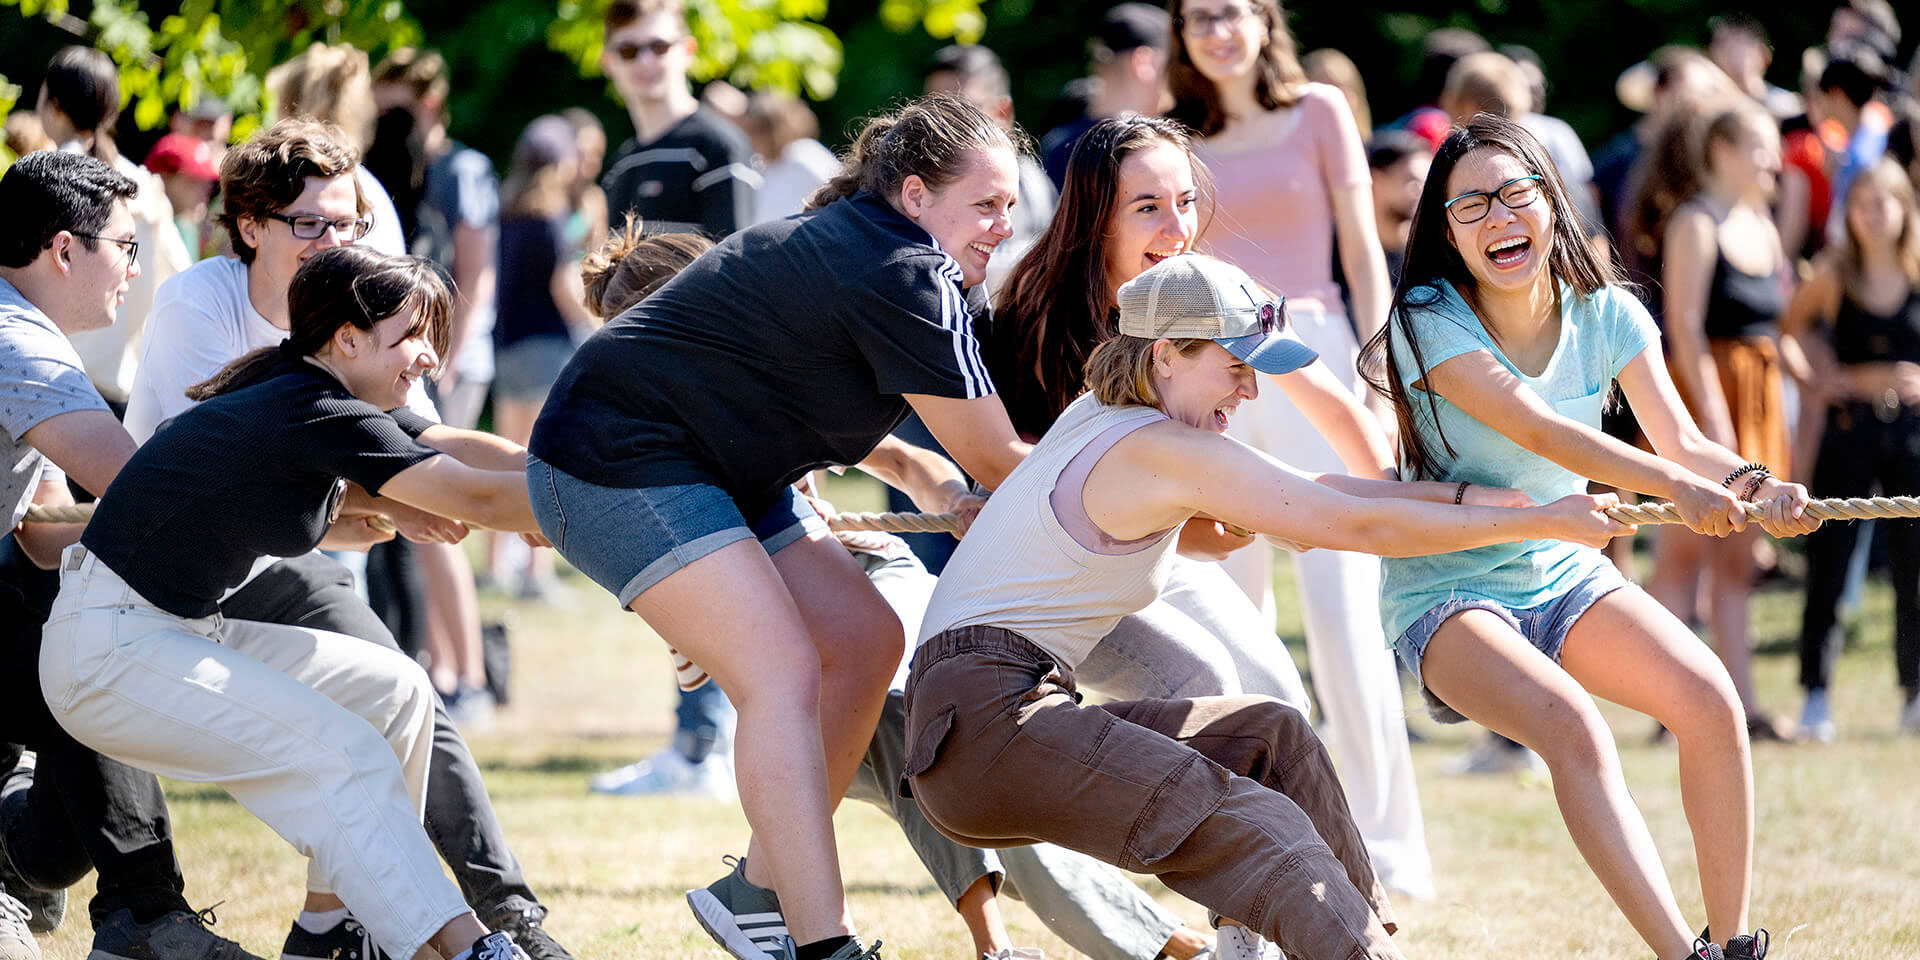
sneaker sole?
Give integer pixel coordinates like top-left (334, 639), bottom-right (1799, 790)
top-left (685, 889), bottom-right (784, 960)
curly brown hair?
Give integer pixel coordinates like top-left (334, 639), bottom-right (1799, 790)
top-left (217, 118), bottom-right (368, 265)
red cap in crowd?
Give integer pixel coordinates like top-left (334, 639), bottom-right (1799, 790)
top-left (144, 133), bottom-right (221, 182)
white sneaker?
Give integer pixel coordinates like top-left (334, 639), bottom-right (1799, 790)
top-left (1900, 691), bottom-right (1920, 736)
top-left (1799, 688), bottom-right (1836, 743)
top-left (1213, 924), bottom-right (1279, 960)
top-left (590, 747), bottom-right (736, 802)
top-left (982, 950), bottom-right (1046, 960)
top-left (1445, 734), bottom-right (1545, 776)
top-left (0, 890), bottom-right (37, 960)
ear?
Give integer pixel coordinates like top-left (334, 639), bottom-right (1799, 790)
top-left (46, 232), bottom-right (77, 278)
top-left (899, 174), bottom-right (930, 219)
top-left (236, 216), bottom-right (264, 253)
top-left (332, 323), bottom-right (363, 359)
top-left (1152, 338), bottom-right (1176, 375)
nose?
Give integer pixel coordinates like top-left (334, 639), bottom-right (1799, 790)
top-left (992, 208), bottom-right (1014, 239)
top-left (313, 224), bottom-right (350, 249)
top-left (1241, 368), bottom-right (1259, 400)
top-left (1162, 210), bottom-right (1195, 247)
top-left (126, 250), bottom-right (142, 280)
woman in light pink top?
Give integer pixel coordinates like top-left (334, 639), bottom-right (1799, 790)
top-left (1167, 0), bottom-right (1434, 906)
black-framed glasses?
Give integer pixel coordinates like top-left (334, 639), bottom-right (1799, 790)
top-left (67, 233), bottom-right (139, 266)
top-left (261, 212), bottom-right (373, 242)
top-left (1443, 175), bottom-right (1544, 225)
top-left (1176, 5), bottom-right (1256, 36)
top-left (612, 37), bottom-right (678, 61)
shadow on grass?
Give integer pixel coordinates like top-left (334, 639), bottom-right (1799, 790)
top-left (537, 880), bottom-right (943, 901)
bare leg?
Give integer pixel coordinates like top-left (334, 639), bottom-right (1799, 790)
top-left (1705, 530), bottom-right (1763, 721)
top-left (486, 399), bottom-right (553, 590)
top-left (1420, 608), bottom-right (1694, 960)
top-left (954, 875), bottom-right (1010, 957)
top-left (631, 539), bottom-right (853, 944)
top-left (418, 542), bottom-right (487, 692)
top-left (1561, 588), bottom-right (1752, 947)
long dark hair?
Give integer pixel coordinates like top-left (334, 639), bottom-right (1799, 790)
top-left (1165, 0), bottom-right (1307, 137)
top-left (806, 92), bottom-right (1025, 210)
top-left (993, 115), bottom-right (1213, 435)
top-left (189, 245), bottom-right (452, 401)
top-left (1360, 113), bottom-right (1619, 480)
top-left (41, 46), bottom-right (121, 165)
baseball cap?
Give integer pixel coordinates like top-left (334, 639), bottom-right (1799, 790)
top-left (1098, 3), bottom-right (1170, 56)
top-left (1116, 254), bottom-right (1318, 375)
top-left (144, 133), bottom-right (221, 182)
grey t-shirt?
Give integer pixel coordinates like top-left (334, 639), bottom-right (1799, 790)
top-left (0, 277), bottom-right (110, 527)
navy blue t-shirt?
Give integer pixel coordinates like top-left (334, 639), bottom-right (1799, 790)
top-left (529, 192), bottom-right (995, 516)
top-left (85, 359), bottom-right (439, 618)
top-left (494, 215), bottom-right (571, 350)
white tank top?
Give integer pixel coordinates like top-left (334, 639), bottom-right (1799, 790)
top-left (918, 394), bottom-right (1181, 667)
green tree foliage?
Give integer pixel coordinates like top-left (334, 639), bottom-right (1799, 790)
top-left (548, 0), bottom-right (849, 100)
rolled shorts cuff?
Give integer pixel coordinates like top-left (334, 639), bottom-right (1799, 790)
top-left (527, 456), bottom-right (826, 609)
top-left (1395, 564), bottom-right (1633, 723)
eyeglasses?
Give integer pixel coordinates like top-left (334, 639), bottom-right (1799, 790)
top-left (1177, 5), bottom-right (1256, 36)
top-left (1443, 175), bottom-right (1544, 224)
top-left (611, 37), bottom-right (679, 61)
top-left (67, 233), bottom-right (139, 266)
top-left (262, 213), bottom-right (374, 242)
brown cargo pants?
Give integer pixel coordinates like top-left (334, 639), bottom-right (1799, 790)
top-left (902, 625), bottom-right (1401, 960)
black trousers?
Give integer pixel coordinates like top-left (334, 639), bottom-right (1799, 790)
top-left (0, 540), bottom-right (189, 929)
top-left (1798, 403), bottom-right (1920, 694)
top-left (219, 553), bottom-right (541, 922)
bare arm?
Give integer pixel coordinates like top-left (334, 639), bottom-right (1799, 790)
top-left (1091, 421), bottom-right (1630, 555)
top-left (550, 262), bottom-right (602, 336)
top-left (416, 423), bottom-right (530, 473)
top-left (1269, 359), bottom-right (1396, 478)
top-left (1331, 181), bottom-right (1392, 348)
top-left (13, 473), bottom-right (86, 569)
top-left (1778, 255), bottom-right (1842, 395)
top-left (853, 434), bottom-right (973, 516)
top-left (1775, 167), bottom-right (1811, 266)
top-left (903, 392), bottom-right (1033, 492)
top-left (376, 456), bottom-right (540, 533)
top-left (1661, 206), bottom-right (1738, 447)
top-left (21, 409), bottom-right (138, 500)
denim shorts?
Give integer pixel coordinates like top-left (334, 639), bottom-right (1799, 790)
top-left (526, 455), bottom-right (825, 608)
top-left (1395, 564), bottom-right (1633, 723)
top-left (493, 335), bottom-right (575, 404)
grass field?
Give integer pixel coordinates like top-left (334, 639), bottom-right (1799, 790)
top-left (26, 510), bottom-right (1920, 960)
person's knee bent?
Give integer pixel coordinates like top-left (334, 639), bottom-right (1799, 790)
top-left (816, 590), bottom-right (904, 691)
top-left (726, 633), bottom-right (825, 719)
top-left (1527, 695), bottom-right (1617, 775)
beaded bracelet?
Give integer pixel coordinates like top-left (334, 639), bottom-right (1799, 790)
top-left (1455, 480), bottom-right (1470, 505)
top-left (1722, 463), bottom-right (1767, 490)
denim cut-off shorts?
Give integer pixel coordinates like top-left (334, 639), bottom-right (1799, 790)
top-left (1395, 564), bottom-right (1633, 723)
top-left (527, 455), bottom-right (827, 608)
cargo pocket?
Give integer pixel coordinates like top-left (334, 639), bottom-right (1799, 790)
top-left (898, 704), bottom-right (956, 800)
top-left (1120, 752), bottom-right (1233, 870)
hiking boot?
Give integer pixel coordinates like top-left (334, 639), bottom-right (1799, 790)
top-left (0, 755), bottom-right (63, 934)
top-left (279, 913), bottom-right (387, 960)
top-left (489, 905), bottom-right (572, 960)
top-left (0, 890), bottom-right (37, 960)
top-left (88, 906), bottom-right (266, 960)
top-left (686, 856), bottom-right (789, 960)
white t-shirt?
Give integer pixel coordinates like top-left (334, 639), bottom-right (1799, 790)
top-left (127, 255), bottom-right (438, 444)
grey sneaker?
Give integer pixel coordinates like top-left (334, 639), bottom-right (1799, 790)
top-left (685, 856), bottom-right (788, 960)
top-left (0, 890), bottom-right (37, 960)
top-left (88, 907), bottom-right (267, 960)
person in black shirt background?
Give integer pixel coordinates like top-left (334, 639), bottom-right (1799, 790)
top-left (41, 246), bottom-right (545, 960)
top-left (598, 0), bottom-right (758, 239)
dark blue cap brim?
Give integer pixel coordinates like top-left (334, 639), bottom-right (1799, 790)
top-left (1219, 331), bottom-right (1318, 375)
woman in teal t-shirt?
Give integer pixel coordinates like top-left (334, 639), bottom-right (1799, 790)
top-left (1360, 115), bottom-right (1819, 960)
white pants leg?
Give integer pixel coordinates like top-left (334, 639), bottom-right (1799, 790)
top-left (1216, 306), bottom-right (1436, 899)
top-left (40, 548), bottom-right (466, 957)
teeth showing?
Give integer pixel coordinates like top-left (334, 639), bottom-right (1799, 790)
top-left (1487, 237), bottom-right (1528, 255)
top-left (968, 242), bottom-right (995, 257)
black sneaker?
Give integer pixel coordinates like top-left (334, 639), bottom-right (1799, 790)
top-left (490, 906), bottom-right (572, 960)
top-left (1686, 939), bottom-right (1726, 960)
top-left (88, 906), bottom-right (267, 960)
top-left (279, 915), bottom-right (387, 960)
top-left (0, 756), bottom-right (64, 934)
top-left (1725, 929), bottom-right (1769, 959)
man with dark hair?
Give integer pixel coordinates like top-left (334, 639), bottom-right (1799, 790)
top-left (598, 0), bottom-right (758, 239)
top-left (0, 151), bottom-right (265, 960)
top-left (1364, 130), bottom-right (1429, 287)
top-left (1039, 2), bottom-right (1171, 188)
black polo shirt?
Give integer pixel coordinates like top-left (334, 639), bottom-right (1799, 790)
top-left (602, 107), bottom-right (758, 240)
top-left (529, 191), bottom-right (995, 516)
top-left (84, 359), bottom-right (439, 618)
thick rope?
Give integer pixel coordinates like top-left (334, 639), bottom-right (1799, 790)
top-left (30, 495), bottom-right (1920, 534)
